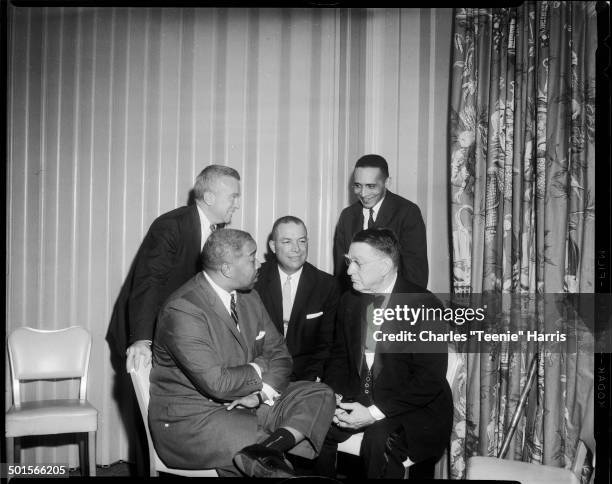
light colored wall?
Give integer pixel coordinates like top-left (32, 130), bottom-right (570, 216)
top-left (7, 6), bottom-right (452, 465)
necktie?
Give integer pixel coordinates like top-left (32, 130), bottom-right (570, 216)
top-left (230, 293), bottom-right (239, 328)
top-left (364, 295), bottom-right (385, 352)
top-left (282, 275), bottom-right (292, 335)
top-left (210, 224), bottom-right (217, 233)
top-left (367, 208), bottom-right (375, 229)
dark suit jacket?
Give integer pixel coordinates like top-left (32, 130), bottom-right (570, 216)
top-left (254, 261), bottom-right (340, 382)
top-left (149, 272), bottom-right (292, 469)
top-left (333, 190), bottom-right (428, 289)
top-left (106, 205), bottom-right (203, 355)
top-left (323, 276), bottom-right (452, 464)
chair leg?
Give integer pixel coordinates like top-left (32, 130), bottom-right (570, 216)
top-left (88, 432), bottom-right (96, 477)
top-left (6, 437), bottom-right (14, 465)
top-left (14, 438), bottom-right (21, 464)
top-left (78, 435), bottom-right (87, 476)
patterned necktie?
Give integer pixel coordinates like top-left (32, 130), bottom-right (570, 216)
top-left (367, 208), bottom-right (375, 229)
top-left (230, 293), bottom-right (239, 327)
top-left (282, 275), bottom-right (292, 335)
top-left (210, 224), bottom-right (217, 233)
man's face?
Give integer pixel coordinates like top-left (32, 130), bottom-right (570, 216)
top-left (208, 176), bottom-right (241, 224)
top-left (352, 167), bottom-right (387, 209)
top-left (346, 242), bottom-right (387, 293)
top-left (229, 240), bottom-right (261, 290)
top-left (269, 222), bottom-right (308, 275)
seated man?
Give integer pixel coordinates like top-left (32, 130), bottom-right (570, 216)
top-left (148, 229), bottom-right (335, 477)
top-left (317, 228), bottom-right (452, 479)
top-left (255, 216), bottom-right (340, 382)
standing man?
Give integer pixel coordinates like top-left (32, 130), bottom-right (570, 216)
top-left (149, 229), bottom-right (335, 477)
top-left (107, 164), bottom-right (241, 372)
top-left (318, 228), bottom-right (452, 479)
top-left (255, 216), bottom-right (340, 382)
top-left (333, 154), bottom-right (428, 290)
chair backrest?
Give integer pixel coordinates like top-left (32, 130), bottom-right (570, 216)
top-left (8, 326), bottom-right (92, 404)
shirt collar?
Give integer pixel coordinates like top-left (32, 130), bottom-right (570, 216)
top-left (203, 270), bottom-right (236, 314)
top-left (277, 265), bottom-right (303, 284)
top-left (362, 194), bottom-right (386, 218)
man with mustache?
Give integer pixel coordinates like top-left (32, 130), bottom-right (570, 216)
top-left (333, 154), bottom-right (428, 290)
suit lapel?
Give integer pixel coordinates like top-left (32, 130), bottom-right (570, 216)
top-left (350, 203), bottom-right (364, 239)
top-left (189, 204), bottom-right (202, 254)
top-left (265, 266), bottom-right (284, 335)
top-left (373, 191), bottom-right (396, 229)
top-left (197, 274), bottom-right (248, 355)
top-left (345, 293), bottom-right (368, 376)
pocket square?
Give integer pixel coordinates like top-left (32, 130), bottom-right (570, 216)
top-left (255, 331), bottom-right (266, 340)
top-left (306, 312), bottom-right (323, 319)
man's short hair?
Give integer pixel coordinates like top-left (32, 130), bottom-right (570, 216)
top-left (193, 165), bottom-right (241, 201)
top-left (355, 154), bottom-right (389, 179)
top-left (271, 215), bottom-right (307, 240)
top-left (202, 229), bottom-right (254, 271)
top-left (351, 228), bottom-right (400, 268)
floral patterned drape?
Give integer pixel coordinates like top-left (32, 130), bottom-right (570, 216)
top-left (449, 2), bottom-right (596, 479)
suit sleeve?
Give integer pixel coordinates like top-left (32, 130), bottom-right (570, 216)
top-left (303, 277), bottom-right (340, 381)
top-left (250, 292), bottom-right (292, 394)
top-left (333, 213), bottom-right (348, 278)
top-left (375, 352), bottom-right (448, 418)
top-left (398, 205), bottom-right (429, 288)
top-left (158, 304), bottom-right (264, 401)
top-left (323, 294), bottom-right (353, 397)
top-left (127, 219), bottom-right (180, 344)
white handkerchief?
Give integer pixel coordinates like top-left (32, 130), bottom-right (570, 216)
top-left (306, 312), bottom-right (323, 320)
top-left (255, 330), bottom-right (266, 340)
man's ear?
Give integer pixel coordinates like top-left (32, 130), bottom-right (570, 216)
top-left (203, 190), bottom-right (215, 206)
top-left (220, 262), bottom-right (232, 278)
top-left (384, 176), bottom-right (391, 189)
top-left (381, 257), bottom-right (394, 275)
top-left (268, 239), bottom-right (277, 254)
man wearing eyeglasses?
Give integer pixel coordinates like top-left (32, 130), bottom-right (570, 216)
top-left (333, 154), bottom-right (428, 291)
top-left (255, 216), bottom-right (340, 383)
top-left (317, 228), bottom-right (452, 479)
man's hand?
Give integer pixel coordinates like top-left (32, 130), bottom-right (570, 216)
top-left (225, 393), bottom-right (260, 410)
top-left (333, 401), bottom-right (376, 430)
top-left (126, 340), bottom-right (152, 372)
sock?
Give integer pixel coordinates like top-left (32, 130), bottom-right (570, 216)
top-left (260, 428), bottom-right (296, 453)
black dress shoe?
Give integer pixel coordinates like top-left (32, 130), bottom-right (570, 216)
top-left (233, 443), bottom-right (295, 478)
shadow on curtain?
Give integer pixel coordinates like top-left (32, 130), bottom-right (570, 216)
top-left (448, 2), bottom-right (596, 479)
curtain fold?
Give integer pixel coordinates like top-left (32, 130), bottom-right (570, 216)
top-left (449, 1), bottom-right (596, 479)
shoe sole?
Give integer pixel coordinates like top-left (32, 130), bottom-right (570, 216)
top-left (233, 452), bottom-right (295, 478)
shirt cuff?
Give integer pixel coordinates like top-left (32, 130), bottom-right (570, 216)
top-left (368, 404), bottom-right (386, 421)
top-left (261, 382), bottom-right (280, 406)
top-left (248, 362), bottom-right (262, 378)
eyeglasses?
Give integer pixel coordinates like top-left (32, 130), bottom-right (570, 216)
top-left (344, 255), bottom-right (384, 271)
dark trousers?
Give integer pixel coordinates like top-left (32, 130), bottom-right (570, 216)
top-left (212, 381), bottom-right (335, 475)
top-left (314, 417), bottom-right (414, 479)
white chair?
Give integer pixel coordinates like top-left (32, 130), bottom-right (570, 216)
top-left (128, 362), bottom-right (218, 477)
top-left (466, 440), bottom-right (590, 484)
top-left (337, 348), bottom-right (462, 477)
top-left (6, 326), bottom-right (97, 476)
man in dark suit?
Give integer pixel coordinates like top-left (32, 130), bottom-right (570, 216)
top-left (318, 228), bottom-right (452, 479)
top-left (106, 164), bottom-right (241, 372)
top-left (255, 216), bottom-right (340, 382)
top-left (149, 229), bottom-right (335, 477)
top-left (333, 154), bottom-right (428, 289)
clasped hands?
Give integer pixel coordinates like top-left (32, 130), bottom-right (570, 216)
top-left (225, 392), bottom-right (265, 410)
top-left (333, 394), bottom-right (375, 430)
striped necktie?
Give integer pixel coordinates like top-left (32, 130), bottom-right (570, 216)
top-left (367, 208), bottom-right (375, 228)
top-left (230, 293), bottom-right (239, 327)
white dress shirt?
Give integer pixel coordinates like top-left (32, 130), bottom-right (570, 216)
top-left (278, 265), bottom-right (303, 335)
